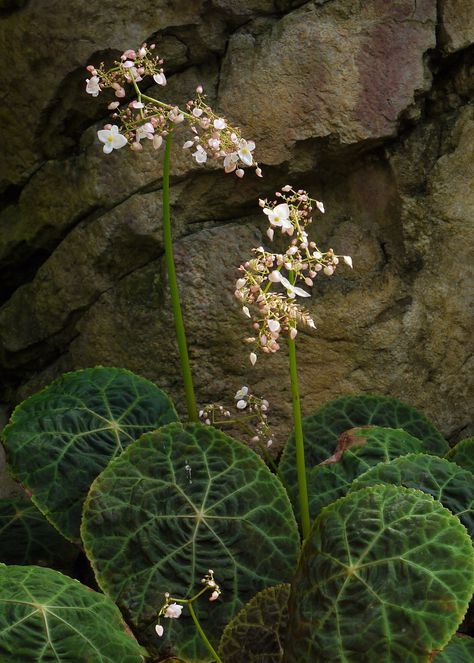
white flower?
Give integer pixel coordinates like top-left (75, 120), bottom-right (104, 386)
top-left (267, 227), bottom-right (274, 241)
top-left (192, 107), bottom-right (203, 117)
top-left (97, 125), bottom-right (128, 154)
top-left (108, 101), bottom-right (120, 110)
top-left (153, 135), bottom-right (163, 150)
top-left (183, 140), bottom-right (194, 149)
top-left (242, 306), bottom-right (251, 318)
top-left (192, 145), bottom-right (208, 164)
top-left (130, 100), bottom-right (144, 109)
top-left (268, 270), bottom-right (282, 283)
top-left (316, 200), bottom-right (325, 213)
top-left (282, 185), bottom-right (292, 192)
top-left (213, 118), bottom-right (226, 129)
top-left (236, 400), bottom-right (247, 410)
top-left (279, 275), bottom-right (310, 299)
top-left (235, 386), bottom-right (249, 400)
top-left (155, 624), bottom-right (164, 637)
top-left (268, 319), bottom-right (280, 333)
top-left (250, 352), bottom-right (257, 366)
top-left (343, 255), bottom-right (353, 268)
top-left (85, 76), bottom-right (101, 97)
top-left (153, 72), bottom-right (167, 86)
top-left (136, 122), bottom-right (155, 141)
top-left (263, 203), bottom-right (292, 232)
top-left (223, 152), bottom-right (238, 173)
top-left (237, 139), bottom-right (255, 166)
top-left (164, 603), bottom-right (183, 619)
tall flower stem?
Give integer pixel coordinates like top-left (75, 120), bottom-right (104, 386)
top-left (162, 132), bottom-right (198, 421)
top-left (188, 601), bottom-right (223, 663)
top-left (287, 275), bottom-right (311, 540)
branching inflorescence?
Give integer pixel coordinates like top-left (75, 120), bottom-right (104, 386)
top-left (235, 186), bottom-right (353, 364)
top-left (85, 43), bottom-right (261, 177)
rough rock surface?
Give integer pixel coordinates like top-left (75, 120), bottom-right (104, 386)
top-left (0, 0), bottom-right (473, 463)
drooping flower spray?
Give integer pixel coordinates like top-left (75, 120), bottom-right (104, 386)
top-left (235, 187), bottom-right (352, 538)
top-left (85, 43), bottom-right (261, 421)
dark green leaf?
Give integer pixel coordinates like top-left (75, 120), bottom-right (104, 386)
top-left (446, 438), bottom-right (474, 475)
top-left (283, 426), bottom-right (423, 521)
top-left (82, 422), bottom-right (300, 663)
top-left (218, 584), bottom-right (290, 663)
top-left (3, 367), bottom-right (178, 542)
top-left (435, 635), bottom-right (474, 661)
top-left (0, 565), bottom-right (146, 662)
top-left (284, 485), bottom-right (474, 663)
top-left (0, 498), bottom-right (77, 567)
top-left (350, 454), bottom-right (474, 538)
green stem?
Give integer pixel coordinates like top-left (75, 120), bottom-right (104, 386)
top-left (188, 601), bottom-right (223, 663)
top-left (162, 133), bottom-right (198, 421)
top-left (287, 274), bottom-right (311, 540)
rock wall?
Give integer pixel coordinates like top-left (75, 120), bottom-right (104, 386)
top-left (0, 0), bottom-right (473, 450)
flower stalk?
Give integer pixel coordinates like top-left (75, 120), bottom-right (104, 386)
top-left (155, 570), bottom-right (223, 663)
top-left (162, 133), bottom-right (198, 421)
top-left (287, 273), bottom-right (310, 539)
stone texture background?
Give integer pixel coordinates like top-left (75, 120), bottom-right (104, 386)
top-left (0, 0), bottom-right (473, 472)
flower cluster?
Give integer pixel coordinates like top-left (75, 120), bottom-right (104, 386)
top-left (85, 43), bottom-right (261, 176)
top-left (154, 570), bottom-right (222, 638)
top-left (200, 569), bottom-right (222, 602)
top-left (235, 186), bottom-right (353, 363)
top-left (199, 386), bottom-right (273, 448)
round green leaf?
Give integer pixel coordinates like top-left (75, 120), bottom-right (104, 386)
top-left (446, 438), bottom-right (474, 475)
top-left (285, 426), bottom-right (423, 521)
top-left (350, 454), bottom-right (474, 538)
top-left (280, 394), bottom-right (447, 469)
top-left (218, 584), bottom-right (290, 663)
top-left (0, 565), bottom-right (146, 662)
top-left (435, 635), bottom-right (474, 661)
top-left (2, 367), bottom-right (178, 542)
top-left (82, 422), bottom-right (300, 663)
top-left (0, 498), bottom-right (77, 567)
top-left (284, 485), bottom-right (474, 663)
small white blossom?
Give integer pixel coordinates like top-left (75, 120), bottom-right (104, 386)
top-left (250, 352), bottom-right (257, 366)
top-left (236, 400), bottom-right (247, 410)
top-left (213, 118), bottom-right (226, 129)
top-left (85, 76), bottom-right (101, 97)
top-left (224, 152), bottom-right (238, 173)
top-left (316, 201), bottom-right (325, 213)
top-left (97, 125), bottom-right (128, 154)
top-left (155, 624), bottom-right (164, 637)
top-left (237, 139), bottom-right (255, 166)
top-left (279, 275), bottom-right (311, 298)
top-left (343, 255), bottom-right (353, 268)
top-left (164, 603), bottom-right (183, 619)
top-left (153, 72), bottom-right (167, 86)
top-left (192, 145), bottom-right (208, 164)
top-left (263, 203), bottom-right (292, 232)
top-left (235, 386), bottom-right (249, 400)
